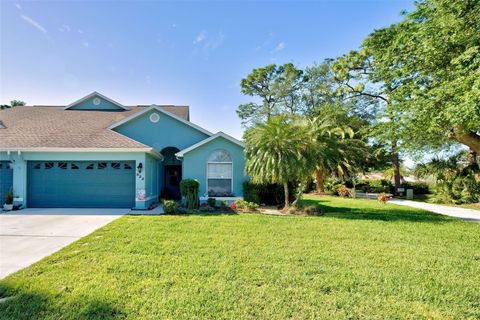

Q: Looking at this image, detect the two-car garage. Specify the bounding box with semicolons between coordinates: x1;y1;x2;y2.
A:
27;161;136;208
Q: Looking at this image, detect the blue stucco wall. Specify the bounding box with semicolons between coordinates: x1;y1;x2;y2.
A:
68;95;124;111
114;109;210;152
182;136;247;197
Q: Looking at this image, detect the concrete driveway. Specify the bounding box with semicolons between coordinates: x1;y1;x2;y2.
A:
390;199;480;223
0;208;128;279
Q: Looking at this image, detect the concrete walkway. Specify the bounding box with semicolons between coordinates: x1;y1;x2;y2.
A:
390;199;480;223
0;209;127;279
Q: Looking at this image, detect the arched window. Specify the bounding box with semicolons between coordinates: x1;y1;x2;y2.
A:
207;149;233;197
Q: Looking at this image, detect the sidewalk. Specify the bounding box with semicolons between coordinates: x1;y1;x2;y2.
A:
390;199;480;223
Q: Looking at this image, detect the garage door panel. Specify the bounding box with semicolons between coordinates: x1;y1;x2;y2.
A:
27;161;135;208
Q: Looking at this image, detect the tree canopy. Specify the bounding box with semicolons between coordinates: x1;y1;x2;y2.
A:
378;0;480;153
0;100;26;110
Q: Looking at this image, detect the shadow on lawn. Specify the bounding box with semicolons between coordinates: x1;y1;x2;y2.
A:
0;282;124;320
163;212;239;217
302;198;453;223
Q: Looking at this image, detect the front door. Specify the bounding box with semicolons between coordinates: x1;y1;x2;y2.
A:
164;165;182;200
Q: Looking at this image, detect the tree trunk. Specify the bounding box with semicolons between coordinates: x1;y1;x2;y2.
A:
283;182;289;209
315;168;325;193
451;130;480;154
468;148;478;165
291;182;305;208
392;150;401;193
386;99;401;194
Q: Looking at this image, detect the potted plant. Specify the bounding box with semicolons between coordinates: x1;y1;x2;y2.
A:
4;191;14;211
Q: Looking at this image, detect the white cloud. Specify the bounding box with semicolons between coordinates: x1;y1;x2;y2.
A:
15;3;21;10
271;41;285;53
192;30;225;56
81;41;89;47
20;14;47;34
59;24;71;32
204;32;224;51
193;30;207;44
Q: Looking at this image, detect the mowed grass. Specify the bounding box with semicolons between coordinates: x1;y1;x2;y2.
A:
1;196;479;319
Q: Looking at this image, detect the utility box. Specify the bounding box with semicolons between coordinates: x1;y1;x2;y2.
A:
406;189;414;200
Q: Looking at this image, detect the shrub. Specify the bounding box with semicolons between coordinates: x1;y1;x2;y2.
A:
324;178;345;195
199;205;215;213
234;199;259;211
242;181;261;204
228;202;237;210
4;191;13;205
431;174;480;204
355;179;392;193
243;181;297;206
207;197;216;207
234;199;246;208
377;193;390;204
177;207;192;215
337;186;350;197
220;200;228;208
402;181;431;195
245;201;259;210
180;179;199;210
163;200;177;214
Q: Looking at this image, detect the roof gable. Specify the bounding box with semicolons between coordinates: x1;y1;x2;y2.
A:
109;106;212;136
109;107;212;152
175;132;244;157
65;92;128;111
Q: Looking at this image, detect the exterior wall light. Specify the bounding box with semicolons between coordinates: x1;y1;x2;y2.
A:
137;162;143;174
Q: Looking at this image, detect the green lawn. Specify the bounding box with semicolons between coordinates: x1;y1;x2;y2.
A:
1;196;479;319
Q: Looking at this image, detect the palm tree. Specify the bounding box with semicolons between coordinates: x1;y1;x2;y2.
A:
308;116;367;193
413;151;479;204
244;114;359;208
244;115;311;209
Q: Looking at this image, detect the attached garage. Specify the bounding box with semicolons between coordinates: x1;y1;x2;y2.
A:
0;161;13;204
27;161;135;208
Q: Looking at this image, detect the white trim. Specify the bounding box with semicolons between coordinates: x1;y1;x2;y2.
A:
0;148;163;160
175;132;244;158
64;92;129;110
108;105;213;136
200;196;242;201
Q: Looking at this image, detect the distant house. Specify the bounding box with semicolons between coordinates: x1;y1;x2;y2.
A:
0;92;247;209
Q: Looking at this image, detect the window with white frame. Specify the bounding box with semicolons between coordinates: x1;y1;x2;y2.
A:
207;149;233;197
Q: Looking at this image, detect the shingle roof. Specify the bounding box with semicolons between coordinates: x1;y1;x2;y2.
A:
0;105;190;149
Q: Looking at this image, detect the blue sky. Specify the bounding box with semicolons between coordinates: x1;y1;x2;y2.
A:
1;0;414;139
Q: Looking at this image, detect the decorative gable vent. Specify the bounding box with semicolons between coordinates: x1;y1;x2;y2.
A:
149;113;160;123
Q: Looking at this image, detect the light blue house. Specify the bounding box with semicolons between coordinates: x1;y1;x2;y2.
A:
0;92;247;209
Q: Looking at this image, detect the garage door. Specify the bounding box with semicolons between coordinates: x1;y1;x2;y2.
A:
0;161;13;205
27;161;135;208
